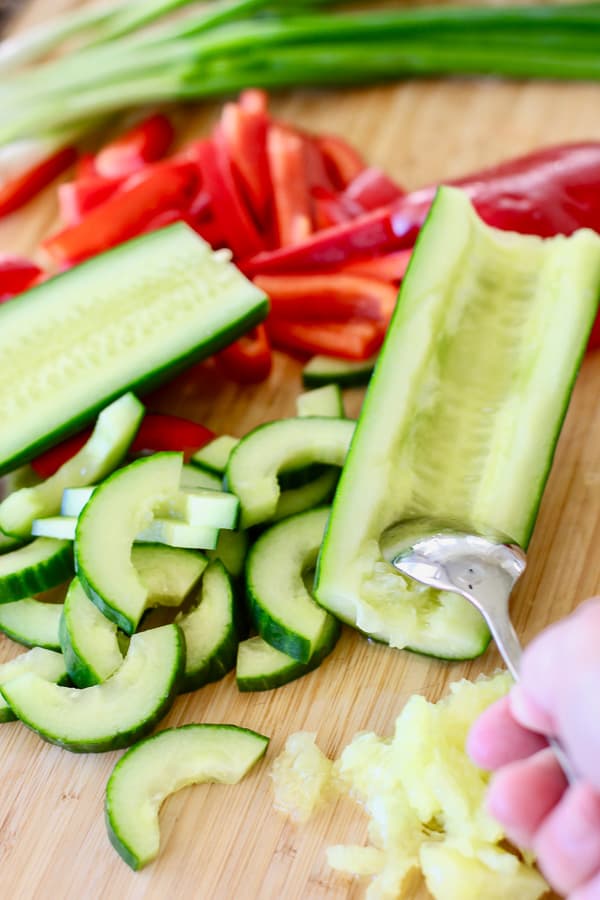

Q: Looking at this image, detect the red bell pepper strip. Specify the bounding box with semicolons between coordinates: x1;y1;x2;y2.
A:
317;135;366;190
42;159;198;264
0;146;77;218
220;100;271;227
95;113;174;179
267;318;383;361
75;153;98;180
239;88;269;116
31;413;215;478
188;135;264;260
0;256;43;299
192;217;227;249
58;175;123;225
341;249;412;282
267;125;313;248
255;273;397;324
216;324;272;383
311;186;363;230
343;167;404;211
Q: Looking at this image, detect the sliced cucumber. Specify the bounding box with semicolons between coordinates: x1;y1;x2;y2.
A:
191;435;239;476
296;385;344;418
75;453;184;633
32;517;77;540
207;529;249;579
60;487;95;518
302;354;376;388
59;578;122;688
176;560;238;692
0;538;73;603
0;648;68;723
236;615;339;692
1;624;184;752
272;468;339;523
0;393;144;539
0;533;24;555
181;463;222;492
0;597;62;650
132;545;207;609
105;723;269;870
136;518;219;550
0;224;267;476
316;186;600;658
245;507;340;663
227;418;354;528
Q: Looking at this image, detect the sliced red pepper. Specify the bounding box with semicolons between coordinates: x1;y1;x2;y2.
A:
239;89;269;116
43;159;198;264
58;175;123;225
188;135;264;260
220;100;271;227
267;124;313;247
0;255;43;299
311;186;363;230
343;167;404;211
317;135;366;190
31;413;215;478
139;208;190;235
341;249;412;282
267;318;383;361
95;113;174;179
255;273;397;324
0;146;77;218
75;153;98;180
216;324;272;383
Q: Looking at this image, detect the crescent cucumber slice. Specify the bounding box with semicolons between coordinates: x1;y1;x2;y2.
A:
191;435;239;476
0;533;24;555
207;530;248;579
180;463;222;492
1;624;184;752
0;598;63;650
245;507;340;664
227;418;354;528
316;186;600;657
105;724;269;870
0;538;73;603
295;385;344;418
34;513;219;550
302;354;376;388
0;648;68;723
0;393;144;538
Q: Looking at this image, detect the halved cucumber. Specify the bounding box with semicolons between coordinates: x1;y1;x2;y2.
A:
0;224;267;476
0;648;68;723
176;560;238;693
227;418;354;528
1;624;184;752
105;724;269;870
0;393;144;539
245;507;340;663
0;597;62;650
0;538;73;603
302;354;376;388
191;435;240;476
296;385;344;418
316;186;600;658
236;615;339;692
75;453;184;633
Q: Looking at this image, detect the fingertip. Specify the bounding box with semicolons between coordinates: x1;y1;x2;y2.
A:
509;684;555;734
467;695;547;771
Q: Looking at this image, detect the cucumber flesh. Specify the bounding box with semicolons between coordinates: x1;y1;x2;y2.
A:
0;538;73;603
272;468;339;523
316;186;600;658
0;393;144;539
105;724;269;870
0;224;267;475
0;597;62;650
296;385;344;418
246;507;340;663
180;464;222;492
207;529;248;579
32;517;77;540
1;624;184;752
34;512;219;550
176;560;238;693
0;533;24;555
59;578;122;688
132;544;207;609
227;418;355;528
302;354;376;388
0;648;68;723
191;435;239;476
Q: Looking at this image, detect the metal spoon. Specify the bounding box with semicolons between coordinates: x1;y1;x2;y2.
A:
380;518;576;783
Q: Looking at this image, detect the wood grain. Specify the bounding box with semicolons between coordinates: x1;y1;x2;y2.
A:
1;2;599;898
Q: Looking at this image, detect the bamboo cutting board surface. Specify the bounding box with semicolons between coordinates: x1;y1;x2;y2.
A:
1;3;600;898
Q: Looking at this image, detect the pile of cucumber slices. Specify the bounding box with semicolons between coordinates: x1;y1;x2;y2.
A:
0;382;350;868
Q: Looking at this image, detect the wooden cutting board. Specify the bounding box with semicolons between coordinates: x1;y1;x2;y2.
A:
1;3;599;898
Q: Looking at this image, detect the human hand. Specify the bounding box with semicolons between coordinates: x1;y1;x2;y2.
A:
467;598;600;899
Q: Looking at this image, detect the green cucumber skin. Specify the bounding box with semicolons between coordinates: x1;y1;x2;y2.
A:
236;617;340;692
302;361;375;389
58;610;101;688
0;542;73;604
0;602;62;651
1;626;186;753
74;567;133;636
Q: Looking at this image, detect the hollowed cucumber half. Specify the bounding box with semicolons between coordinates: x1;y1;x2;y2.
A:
105;723;269;870
0;538;73;603
227;418;354;528
75;453;185;634
316;186;600;658
0;393;144;539
0;648;68;723
245;507;340;664
176;560;238;693
0;597;63;650
1;623;184;752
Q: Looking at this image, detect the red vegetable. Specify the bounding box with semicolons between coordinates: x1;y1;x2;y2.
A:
341;249;412;282
0;256;43;300
0;146;77;218
267;318;383;360
95;113;174;179
255;273;397;323
58;175;123;225
31;413;215;478
43;159;198;264
220;98;271;227
343;167;404;211
216;324;272;383
317;134;366;189
267;125;313;247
